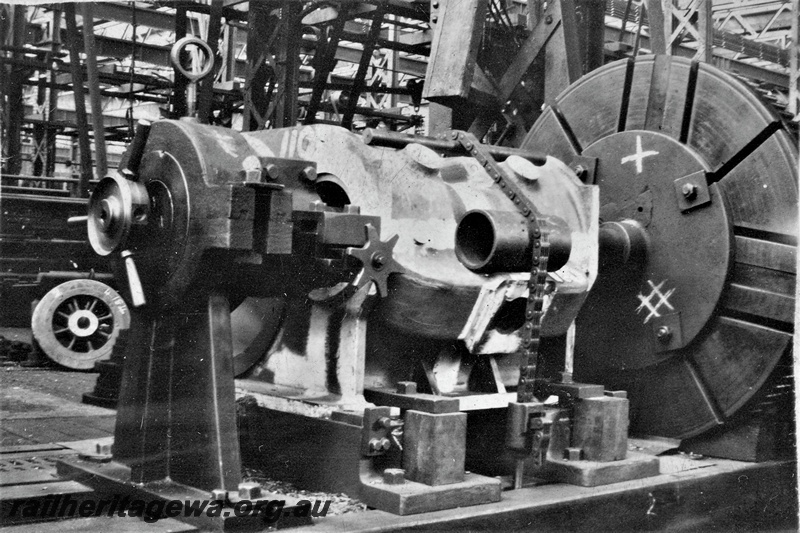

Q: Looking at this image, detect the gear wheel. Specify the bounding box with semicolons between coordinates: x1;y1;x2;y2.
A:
346;223;405;298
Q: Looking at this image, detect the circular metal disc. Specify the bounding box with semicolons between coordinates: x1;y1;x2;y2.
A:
524;55;796;438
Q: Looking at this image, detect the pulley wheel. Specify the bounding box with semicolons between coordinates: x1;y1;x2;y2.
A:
525;55;796;438
32;280;130;370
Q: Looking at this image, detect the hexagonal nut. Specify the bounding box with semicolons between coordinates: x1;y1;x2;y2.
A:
210;489;228;502
240;168;262;183
95;441;113;455
238;481;262;500
396;381;417;394
383;468;406;485
564;447;583;461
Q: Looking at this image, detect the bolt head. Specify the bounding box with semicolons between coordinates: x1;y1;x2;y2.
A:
682;183;698;199
368;438;387;453
301;165;317;181
238;482;262;500
656;326;672;341
371;253;386;270
564;447;583;461
95;442;113;455
240;168;261;183
383;468;406;485
210;489;228;502
545;14;554;23
264;163;280;181
396;381;417;394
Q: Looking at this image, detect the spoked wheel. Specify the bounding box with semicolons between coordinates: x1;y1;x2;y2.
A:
525;55;796;438
32;279;130;370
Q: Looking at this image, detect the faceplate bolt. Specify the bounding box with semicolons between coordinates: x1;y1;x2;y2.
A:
545;15;554;24
657;326;672;342
431;15;438;23
682;183;698;200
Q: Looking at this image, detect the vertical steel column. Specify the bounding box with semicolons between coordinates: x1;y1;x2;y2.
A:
64;4;92;197
790;0;799;116
695;0;713;62
278;1;301;128
581;0;607;72
242;1;274;131
81;3;107;179
46;7;62;177
4;5;27;175
223;24;236;83
197;0;223;124
305;8;349;124
386;15;399;110
662;0;676;54
33;70;47;176
642;0;668;54
341;5;386;129
173;6;188;117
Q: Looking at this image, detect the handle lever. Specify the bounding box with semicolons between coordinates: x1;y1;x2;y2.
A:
121;250;146;307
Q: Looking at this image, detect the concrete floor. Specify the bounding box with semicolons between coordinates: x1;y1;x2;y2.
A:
0;327;115;446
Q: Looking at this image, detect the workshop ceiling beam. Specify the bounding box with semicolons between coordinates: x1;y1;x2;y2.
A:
605;25;789;88
89;33;428;78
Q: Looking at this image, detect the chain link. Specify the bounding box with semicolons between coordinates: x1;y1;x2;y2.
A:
452;131;550;403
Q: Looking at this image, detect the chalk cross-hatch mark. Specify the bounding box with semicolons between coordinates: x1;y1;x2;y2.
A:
621;135;659;174
636;280;675;323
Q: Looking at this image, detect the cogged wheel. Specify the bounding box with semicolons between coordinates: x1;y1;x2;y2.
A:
32;279;131;370
525;55;796;438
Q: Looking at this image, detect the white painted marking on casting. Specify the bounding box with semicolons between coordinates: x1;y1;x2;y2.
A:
621;135;659;174
636;279;675;323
